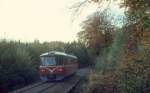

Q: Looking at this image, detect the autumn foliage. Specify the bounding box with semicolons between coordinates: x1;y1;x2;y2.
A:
75;0;150;93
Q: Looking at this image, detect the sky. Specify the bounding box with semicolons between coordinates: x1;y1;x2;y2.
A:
0;0;124;42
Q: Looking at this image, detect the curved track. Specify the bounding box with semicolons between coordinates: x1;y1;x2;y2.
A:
10;68;90;93
10;82;56;93
21;83;56;93
12;81;44;93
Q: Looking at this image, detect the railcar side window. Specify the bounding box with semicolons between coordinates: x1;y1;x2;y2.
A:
41;57;56;66
56;56;64;65
62;56;69;65
66;57;76;65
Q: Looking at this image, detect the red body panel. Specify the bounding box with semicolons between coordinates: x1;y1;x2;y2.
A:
39;63;78;81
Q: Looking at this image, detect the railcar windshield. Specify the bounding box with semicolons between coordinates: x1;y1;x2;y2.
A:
41;57;56;66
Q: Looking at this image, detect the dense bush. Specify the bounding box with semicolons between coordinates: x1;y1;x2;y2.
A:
65;42;92;67
0;41;38;92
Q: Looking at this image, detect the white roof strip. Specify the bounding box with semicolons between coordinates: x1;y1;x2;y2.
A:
40;51;77;59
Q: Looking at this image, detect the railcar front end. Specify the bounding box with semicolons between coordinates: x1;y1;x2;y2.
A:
39;51;78;81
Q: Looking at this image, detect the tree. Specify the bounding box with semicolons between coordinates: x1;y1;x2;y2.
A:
78;11;113;56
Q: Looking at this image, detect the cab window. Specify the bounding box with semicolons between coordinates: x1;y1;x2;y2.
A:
41;56;56;66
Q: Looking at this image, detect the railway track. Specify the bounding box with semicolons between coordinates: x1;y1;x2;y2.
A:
11;82;56;93
10;68;90;93
11;81;45;93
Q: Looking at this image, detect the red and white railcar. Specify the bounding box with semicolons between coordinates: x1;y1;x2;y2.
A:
39;51;78;81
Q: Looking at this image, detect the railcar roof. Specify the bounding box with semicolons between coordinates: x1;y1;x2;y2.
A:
40;51;77;59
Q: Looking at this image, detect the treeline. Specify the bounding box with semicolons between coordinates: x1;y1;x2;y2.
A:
0;40;91;92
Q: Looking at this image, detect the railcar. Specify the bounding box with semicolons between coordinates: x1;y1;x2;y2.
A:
39;51;78;81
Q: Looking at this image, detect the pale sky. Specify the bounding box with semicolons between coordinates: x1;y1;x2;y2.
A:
0;0;124;42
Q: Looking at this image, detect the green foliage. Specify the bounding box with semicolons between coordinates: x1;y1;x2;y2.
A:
0;41;38;92
65;41;92;67
95;29;127;72
0;40;90;92
85;71;117;93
